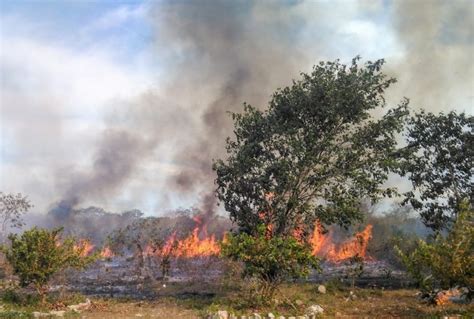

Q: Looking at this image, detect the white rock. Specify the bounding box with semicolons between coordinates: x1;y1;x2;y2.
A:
306;304;324;315
253;314;262;319
216;310;229;319
268;313;275;319
317;285;326;294
50;310;66;317
68;298;91;313
32;312;50;318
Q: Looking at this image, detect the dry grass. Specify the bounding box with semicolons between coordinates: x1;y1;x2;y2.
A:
1;282;472;318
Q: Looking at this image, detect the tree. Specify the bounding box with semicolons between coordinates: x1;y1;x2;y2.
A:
0;192;32;234
3;227;95;303
221;225;319;302
213;57;408;237
396;110;473;231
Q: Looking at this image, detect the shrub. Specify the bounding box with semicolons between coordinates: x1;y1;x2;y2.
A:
3;227;96;303
221;225;320;301
396;202;473;295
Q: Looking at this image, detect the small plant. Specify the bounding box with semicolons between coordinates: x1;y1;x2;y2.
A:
344;255;365;289
221;225;320;302
3;227;96;303
396;201;473;298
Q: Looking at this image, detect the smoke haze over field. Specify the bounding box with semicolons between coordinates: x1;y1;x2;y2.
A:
0;0;472;217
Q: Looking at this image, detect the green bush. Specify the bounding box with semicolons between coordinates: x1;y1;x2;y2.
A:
221;225;320;301
3;227;96;303
396;202;473;294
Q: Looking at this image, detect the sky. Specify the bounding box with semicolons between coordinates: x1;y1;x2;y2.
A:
0;0;472;216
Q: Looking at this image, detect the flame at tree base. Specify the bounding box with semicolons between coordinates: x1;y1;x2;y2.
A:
310;222;373;263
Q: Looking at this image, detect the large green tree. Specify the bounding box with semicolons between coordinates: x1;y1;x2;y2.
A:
213;57;409;237
397;110;473;231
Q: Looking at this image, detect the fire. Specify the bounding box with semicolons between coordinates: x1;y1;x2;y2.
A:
310;221;331;255
74;239;95;257
174;227;220;257
100;246;114;258
144;216;221;258
310;222;373;263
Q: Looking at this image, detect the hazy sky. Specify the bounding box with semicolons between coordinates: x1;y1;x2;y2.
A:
1;0;472;216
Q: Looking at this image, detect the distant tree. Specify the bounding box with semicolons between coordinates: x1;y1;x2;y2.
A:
0;192;32;233
3;227;95;303
213;57;409;237
397;110;473;231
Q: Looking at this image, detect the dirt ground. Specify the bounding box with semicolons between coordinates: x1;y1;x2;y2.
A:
1;283;472;318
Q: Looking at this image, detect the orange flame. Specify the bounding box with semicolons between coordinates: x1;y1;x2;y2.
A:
100;246;114;258
435;288;462;305
143;217;221;258
74;239;95;257
310;222;373;263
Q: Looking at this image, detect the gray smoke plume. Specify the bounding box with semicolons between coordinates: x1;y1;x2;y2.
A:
50;128;153;221
48;0;472;220
387;0;473;112
150;1;310;199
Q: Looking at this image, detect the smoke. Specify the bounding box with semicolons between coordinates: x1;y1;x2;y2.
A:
150;1;310;196
50;129;152;221
46;0;472;220
387;0;473;112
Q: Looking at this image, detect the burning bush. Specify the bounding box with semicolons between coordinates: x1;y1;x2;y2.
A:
2;227;96;303
221;225;320;302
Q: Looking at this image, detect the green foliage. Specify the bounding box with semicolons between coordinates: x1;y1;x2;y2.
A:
396;202;474;293
397;110;473;231
213;57;409;237
3;227;96;302
221;225;320;300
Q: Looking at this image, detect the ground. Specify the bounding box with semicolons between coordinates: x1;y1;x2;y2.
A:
0;282;472;318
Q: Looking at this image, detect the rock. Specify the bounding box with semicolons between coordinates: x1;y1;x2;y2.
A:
50;310;66;317
306;305;324;315
317;285;326;294
297;316;307;319
230;315;238;319
277;316;286;319
216;310;229;319
349;291;357;300
295;299;304;306
135;314;144;318
68;298;91;313
268;313;275;319
253;314;262;319
32;312;50;318
288;317;296;319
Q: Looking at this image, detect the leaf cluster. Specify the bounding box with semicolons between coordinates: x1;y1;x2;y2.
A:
396;201;474;293
396;110;473;231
